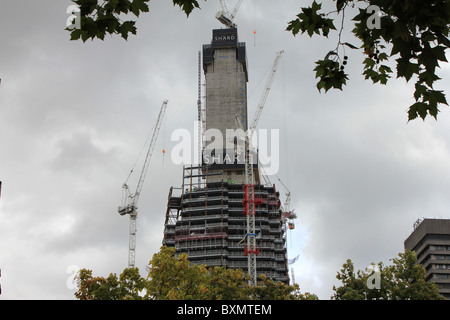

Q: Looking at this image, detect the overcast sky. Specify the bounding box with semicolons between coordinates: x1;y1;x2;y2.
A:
1;0;450;300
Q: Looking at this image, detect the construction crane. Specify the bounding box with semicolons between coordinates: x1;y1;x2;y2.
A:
288;254;299;286
234;50;284;287
249;50;284;134
216;0;243;28
261;169;298;286
260;168;297;229
243;50;284;181
118;100;168;268
276;176;296;229
279;178;298;286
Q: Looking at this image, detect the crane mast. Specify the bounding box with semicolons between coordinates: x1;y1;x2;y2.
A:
118;100;168;268
236;50;284;286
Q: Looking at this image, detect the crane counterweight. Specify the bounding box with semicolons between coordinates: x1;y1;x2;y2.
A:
216;0;243;28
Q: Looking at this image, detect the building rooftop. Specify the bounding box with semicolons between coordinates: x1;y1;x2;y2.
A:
404;218;450;252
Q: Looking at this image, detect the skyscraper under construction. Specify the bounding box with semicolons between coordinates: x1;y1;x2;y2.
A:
162;28;292;284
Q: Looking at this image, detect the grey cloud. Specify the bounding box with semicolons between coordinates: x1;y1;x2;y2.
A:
1;0;450;300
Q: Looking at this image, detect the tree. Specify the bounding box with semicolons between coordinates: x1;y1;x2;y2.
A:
386;250;444;300
67;0;450;121
199;264;251;300
74;267;146;300
332;250;444;300
74;245;316;300
254;274;318;300
145;246;315;300
145;246;212;300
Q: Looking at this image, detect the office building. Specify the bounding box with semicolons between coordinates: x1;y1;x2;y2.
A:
404;218;450;299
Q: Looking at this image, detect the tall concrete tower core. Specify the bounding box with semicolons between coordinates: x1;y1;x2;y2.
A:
202;28;256;185
203;28;248;136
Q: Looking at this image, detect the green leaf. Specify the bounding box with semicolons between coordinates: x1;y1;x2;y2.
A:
116;0;132;14
378;52;388;61
379;65;392;75
343;42;358;49
172;0;201;16
396;58;419;82
431;45;447;62
324;51;338;60
419;71;440;87
363;57;376;69
76;0;99;16
314;65;325;78
408;102;428;120
428;89;448;106
286;1;335;38
336;0;346;12
316;80;326;91
131;0;149;17
437;35;450;48
414;83;427;101
104;0;119;11
119;20;137;40
69;28;82;41
286;19;302;36
81;29;91;42
314;58;348;93
311;0;321;12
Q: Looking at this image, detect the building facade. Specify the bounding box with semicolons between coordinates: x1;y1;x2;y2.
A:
404;218;450;299
162;28;290;284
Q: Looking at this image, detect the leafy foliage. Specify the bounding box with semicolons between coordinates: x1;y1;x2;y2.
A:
74;247;443;300
146;246;316;300
314;56;349;92
286;0;450;121
286;1;336;37
67;0;146;41
332;250;444;300
74;246;317;300
146;246;212;300
66;0;203;41
74;267;146;300
172;0;202;16
386;250;444;300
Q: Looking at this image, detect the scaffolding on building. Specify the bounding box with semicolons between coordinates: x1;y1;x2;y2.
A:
162;164;289;283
